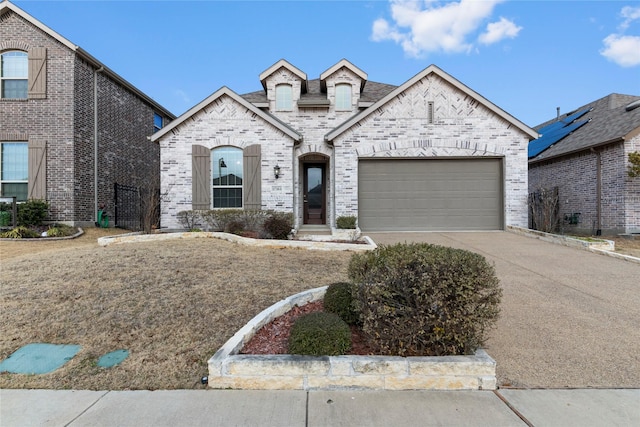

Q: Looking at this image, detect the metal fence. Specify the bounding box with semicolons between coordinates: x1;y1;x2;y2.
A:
114;183;142;231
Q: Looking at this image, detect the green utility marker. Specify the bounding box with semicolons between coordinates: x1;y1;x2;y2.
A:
0;343;81;374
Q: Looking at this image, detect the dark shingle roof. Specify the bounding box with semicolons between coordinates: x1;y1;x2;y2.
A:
529;93;640;162
240;79;397;105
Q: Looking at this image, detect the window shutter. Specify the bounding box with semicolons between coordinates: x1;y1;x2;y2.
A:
192;145;211;210
28;139;46;200
28;47;47;99
243;144;262;210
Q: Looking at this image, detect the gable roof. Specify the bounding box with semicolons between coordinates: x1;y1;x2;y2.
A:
529;93;640;163
150;86;303;142
259;59;308;93
320;59;368;92
0;0;175;119
324;64;537;143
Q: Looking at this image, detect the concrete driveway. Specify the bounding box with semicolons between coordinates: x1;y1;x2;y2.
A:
366;231;640;388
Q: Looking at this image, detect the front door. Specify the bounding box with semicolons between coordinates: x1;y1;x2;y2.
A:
303;164;325;225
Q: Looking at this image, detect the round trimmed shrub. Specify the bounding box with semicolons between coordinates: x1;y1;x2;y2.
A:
262;213;293;240
323;282;360;325
348;243;502;357
288;312;352;356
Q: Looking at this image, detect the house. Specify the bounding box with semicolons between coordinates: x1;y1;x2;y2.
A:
0;0;174;227
153;59;537;232
528;93;640;235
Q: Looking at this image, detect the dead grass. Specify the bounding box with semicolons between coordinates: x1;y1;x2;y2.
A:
609;236;640;258
0;234;350;390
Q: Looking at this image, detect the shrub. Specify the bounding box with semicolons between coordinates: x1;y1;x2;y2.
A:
348;243;501;357
288;312;352;356
262;212;293;239
0;226;40;238
177;210;201;230
225;220;245;235
45;224;76;237
323;282;360;325
336;215;357;229
17;199;49;226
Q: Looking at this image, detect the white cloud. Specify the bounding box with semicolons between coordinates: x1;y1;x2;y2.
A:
600;34;640;67
479;17;522;45
371;0;517;57
619;5;640;30
174;89;191;105
600;6;640;67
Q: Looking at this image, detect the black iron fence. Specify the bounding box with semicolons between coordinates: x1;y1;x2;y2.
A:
114;183;142;231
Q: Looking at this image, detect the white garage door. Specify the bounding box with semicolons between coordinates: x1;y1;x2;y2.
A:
358;158;503;231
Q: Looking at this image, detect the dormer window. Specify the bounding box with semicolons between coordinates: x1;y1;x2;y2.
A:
1;51;28;99
335;84;352;111
275;84;292;111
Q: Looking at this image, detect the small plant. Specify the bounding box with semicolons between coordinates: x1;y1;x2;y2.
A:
348;243;501;357
177;210;201;230
262;212;293;240
288;312;352;356
336;215;357;229
225;220;245;235
0;226;40;238
45;224;76;238
628;151;640;178
17;199;49;227
323;282;360;325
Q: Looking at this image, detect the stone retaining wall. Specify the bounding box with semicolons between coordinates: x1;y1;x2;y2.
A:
208;287;497;391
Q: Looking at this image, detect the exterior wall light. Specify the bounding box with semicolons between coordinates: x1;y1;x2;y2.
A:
274;164;281;179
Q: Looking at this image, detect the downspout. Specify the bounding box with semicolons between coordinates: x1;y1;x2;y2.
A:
592;148;602;235
94;66;104;222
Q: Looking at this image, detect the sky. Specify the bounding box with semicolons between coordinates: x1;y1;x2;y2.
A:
10;0;640;126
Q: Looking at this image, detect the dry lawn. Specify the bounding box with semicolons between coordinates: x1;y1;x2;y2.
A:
0;231;350;390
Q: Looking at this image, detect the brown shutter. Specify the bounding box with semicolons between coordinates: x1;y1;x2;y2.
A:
243;144;261;210
192;145;211;210
28;139;46;200
28;47;47;99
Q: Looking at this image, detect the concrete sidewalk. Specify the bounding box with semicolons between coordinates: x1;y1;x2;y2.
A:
1;388;639;426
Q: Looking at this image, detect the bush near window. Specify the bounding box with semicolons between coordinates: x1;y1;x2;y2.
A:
348;243;502;357
323;282;360;325
336;215;357;229
17;199;49;226
177;210;201;230
262;212;293;239
288;312;352;356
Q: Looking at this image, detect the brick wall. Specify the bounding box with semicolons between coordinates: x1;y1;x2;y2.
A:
528;141;635;235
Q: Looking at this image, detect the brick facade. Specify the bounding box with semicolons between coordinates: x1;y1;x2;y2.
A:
157;61;533;231
0;4;172;226
529;135;640;235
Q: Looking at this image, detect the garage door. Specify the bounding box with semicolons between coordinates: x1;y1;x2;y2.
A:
358;158;503;231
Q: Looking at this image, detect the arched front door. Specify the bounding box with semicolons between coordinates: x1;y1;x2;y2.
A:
303;163;326;225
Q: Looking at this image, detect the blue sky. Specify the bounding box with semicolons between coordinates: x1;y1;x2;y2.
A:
11;0;640;126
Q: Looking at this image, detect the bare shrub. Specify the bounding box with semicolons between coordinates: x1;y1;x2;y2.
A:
529;187;560;233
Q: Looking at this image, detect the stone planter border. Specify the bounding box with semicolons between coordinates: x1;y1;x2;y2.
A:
208;287;496;391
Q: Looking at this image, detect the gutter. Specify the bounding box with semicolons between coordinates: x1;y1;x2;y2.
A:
94;66;104;223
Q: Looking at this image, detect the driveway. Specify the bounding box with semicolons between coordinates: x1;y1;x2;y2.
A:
366;231;640;388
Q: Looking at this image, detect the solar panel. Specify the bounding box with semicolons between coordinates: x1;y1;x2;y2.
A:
529;108;591;158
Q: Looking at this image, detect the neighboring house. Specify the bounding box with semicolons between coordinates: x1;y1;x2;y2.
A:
153;59;537;232
0;0;174;227
528;93;640;235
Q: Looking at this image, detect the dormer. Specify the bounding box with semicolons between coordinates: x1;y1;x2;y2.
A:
259;59;307;113
320;59;368;112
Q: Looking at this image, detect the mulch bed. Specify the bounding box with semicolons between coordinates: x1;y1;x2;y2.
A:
240;301;376;355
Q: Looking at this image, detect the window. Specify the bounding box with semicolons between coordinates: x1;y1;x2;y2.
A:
335;84;352;111
1;51;28;99
154;113;163;132
0;142;28;201
275;84;292;111
212;146;243;208
427;101;434;124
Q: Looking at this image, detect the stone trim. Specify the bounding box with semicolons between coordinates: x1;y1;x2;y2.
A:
0;40;30;52
208;287;497;391
0;132;29;141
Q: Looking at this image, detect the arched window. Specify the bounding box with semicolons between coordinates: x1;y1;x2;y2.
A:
335;84;352;111
275;84;292;111
1;51;28;99
211;146;243;208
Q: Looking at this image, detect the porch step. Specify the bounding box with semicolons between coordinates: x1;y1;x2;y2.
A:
297;225;331;236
